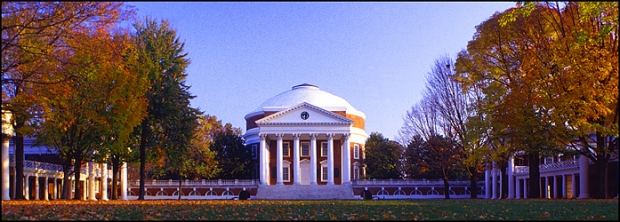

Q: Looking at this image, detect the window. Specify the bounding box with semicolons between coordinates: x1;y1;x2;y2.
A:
283;166;290;182
283;142;290;157
394;190;406;196
189;190;200;196
354;144;360;159
301;142;310;157
321;166;328;181
205;190;217;196
411;190;422;195
156;191;168;196
377;190;389;196
251;144;257;160
353;166;359;181
222;190;234;196
321;142;328;157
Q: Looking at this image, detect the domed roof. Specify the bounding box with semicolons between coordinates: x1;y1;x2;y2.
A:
247;83;365;119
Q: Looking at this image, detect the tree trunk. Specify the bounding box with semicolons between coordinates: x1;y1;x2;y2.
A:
61;166;71;199
527;152;541;198
111;157;120;200
469;167;478;199
73;155;82;200
594;158;608;199
138;120;148;200
500;162;508;199
13;133;25;200
178;177;183;200
442;168;450;199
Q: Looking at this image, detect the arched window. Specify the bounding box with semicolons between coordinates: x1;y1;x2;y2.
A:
377;190;389;196
156;191;168;196
189;190;200;196
394;190;406;196
427;190;439;195
410;190;422;196
460;190;471;195
205;190;217;196
173;191;184;196
222;190;234;196
127;191;135;196
449;190;456;195
145;191;152;196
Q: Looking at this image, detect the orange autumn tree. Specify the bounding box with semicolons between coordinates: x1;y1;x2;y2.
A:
501;2;618;198
456;2;618;198
35;27;148;200
2;2;135;200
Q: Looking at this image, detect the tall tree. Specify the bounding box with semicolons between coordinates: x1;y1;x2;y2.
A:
131;17;194;200
363;132;403;179
502;1;618;199
457;2;618;198
35;28;148;200
421;55;487;198
2;1;134;200
210;124;251;179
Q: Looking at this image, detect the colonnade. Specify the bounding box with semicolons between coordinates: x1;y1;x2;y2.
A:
484;155;591;199
258;133;351;186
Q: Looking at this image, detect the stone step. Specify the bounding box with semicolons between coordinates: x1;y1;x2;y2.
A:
255;184;356;200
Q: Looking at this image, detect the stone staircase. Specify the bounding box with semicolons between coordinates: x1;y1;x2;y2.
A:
254;184;356;200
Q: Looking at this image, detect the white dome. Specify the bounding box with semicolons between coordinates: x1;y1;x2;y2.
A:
247;83;365;119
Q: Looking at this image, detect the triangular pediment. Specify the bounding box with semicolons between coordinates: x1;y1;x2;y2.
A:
256;102;353;126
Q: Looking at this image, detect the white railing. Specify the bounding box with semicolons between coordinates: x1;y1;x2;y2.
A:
514;159;579;174
130;179;258;187
24;160;64;172
352;179;482;186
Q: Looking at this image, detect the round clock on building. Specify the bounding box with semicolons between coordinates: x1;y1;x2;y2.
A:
300;111;309;120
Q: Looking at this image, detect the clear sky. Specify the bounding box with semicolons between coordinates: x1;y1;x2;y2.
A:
125;2;517;141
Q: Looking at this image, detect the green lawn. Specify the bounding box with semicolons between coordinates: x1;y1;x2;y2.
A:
2;199;618;220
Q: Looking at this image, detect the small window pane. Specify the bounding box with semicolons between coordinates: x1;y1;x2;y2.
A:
301;143;310;156
321;142;328;157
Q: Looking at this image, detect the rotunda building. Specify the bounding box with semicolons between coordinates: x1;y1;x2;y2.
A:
244;83;368;198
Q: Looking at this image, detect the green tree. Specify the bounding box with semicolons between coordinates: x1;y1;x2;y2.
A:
363;132;403;179
210;124;251;179
131;17;196;200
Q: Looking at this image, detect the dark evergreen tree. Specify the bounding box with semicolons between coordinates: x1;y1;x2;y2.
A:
363;132;403;179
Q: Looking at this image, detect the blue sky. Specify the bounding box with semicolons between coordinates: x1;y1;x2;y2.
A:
125;2;517;141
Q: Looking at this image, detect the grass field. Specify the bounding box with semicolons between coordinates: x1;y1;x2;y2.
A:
2;199;618;220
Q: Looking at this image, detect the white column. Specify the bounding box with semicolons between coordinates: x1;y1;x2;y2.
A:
1;134;10;200
578;154;590;198
101;162;108;200
572;173;577;199
34;174;39;200
327;133;334;185
53;178;58;200
484;164;490;199
42;177;48;200
516;178;521;199
523;178;528;199
120;162;128;200
562;175;567;199
342;134;350;184
293;134;301;185
552;176;557;199
508;156;514;198
24;175;29;200
543;177;548;198
276;134;283;185
491;162;498;199
310;134;317;185
259;134;268;185
88;161;97;200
